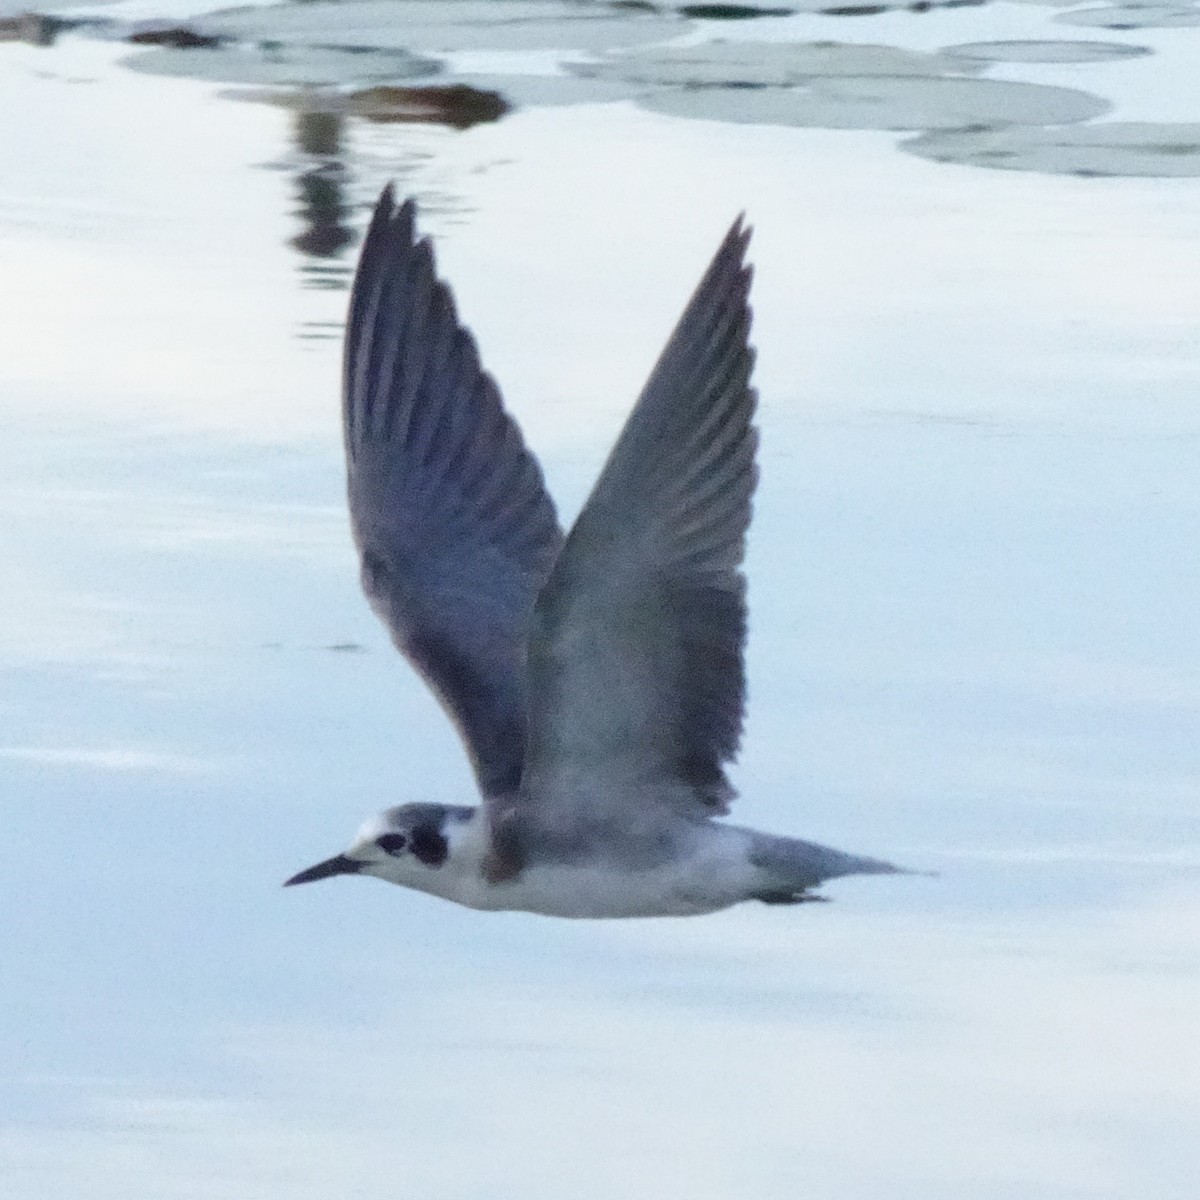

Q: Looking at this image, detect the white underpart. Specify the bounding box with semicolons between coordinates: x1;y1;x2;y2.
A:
357;811;764;919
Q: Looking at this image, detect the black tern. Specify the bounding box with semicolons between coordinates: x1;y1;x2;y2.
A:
286;186;903;916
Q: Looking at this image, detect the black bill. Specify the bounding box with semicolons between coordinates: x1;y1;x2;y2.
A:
284;854;364;887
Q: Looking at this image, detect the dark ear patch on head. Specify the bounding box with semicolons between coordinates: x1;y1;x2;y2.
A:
376;833;408;856
410;825;448;868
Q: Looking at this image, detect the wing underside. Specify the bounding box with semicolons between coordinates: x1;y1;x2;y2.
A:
511;216;758;852
343;188;564;799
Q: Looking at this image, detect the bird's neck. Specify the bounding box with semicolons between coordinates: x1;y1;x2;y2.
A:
444;805;489;862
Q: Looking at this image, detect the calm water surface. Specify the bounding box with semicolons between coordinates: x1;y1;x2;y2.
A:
2;10;1199;1199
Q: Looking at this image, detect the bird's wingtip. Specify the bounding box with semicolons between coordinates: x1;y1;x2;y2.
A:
730;210;752;252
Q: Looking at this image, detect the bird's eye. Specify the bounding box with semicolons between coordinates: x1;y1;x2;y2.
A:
376;834;408;856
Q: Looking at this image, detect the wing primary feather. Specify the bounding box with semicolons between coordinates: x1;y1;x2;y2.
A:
517;214;760;841
342;188;564;800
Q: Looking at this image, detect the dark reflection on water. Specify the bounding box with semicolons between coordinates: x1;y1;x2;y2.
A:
294;108;343;160
292;168;356;260
296;261;352;306
289;111;356;265
0;11;66;45
283;101;493;297
678;3;794;16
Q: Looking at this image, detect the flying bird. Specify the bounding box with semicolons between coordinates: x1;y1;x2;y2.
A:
286;186;903;917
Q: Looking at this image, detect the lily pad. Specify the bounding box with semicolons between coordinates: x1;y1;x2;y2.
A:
1054;3;1200;28
573;39;983;86
0;0;109;13
943;38;1152;63
904;121;1200;176
199;0;685;54
122;42;441;86
749;0;975;10
791;0;988;12
642;74;1110;131
450;71;644;108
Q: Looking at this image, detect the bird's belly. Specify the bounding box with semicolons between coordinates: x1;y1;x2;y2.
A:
458;856;749;919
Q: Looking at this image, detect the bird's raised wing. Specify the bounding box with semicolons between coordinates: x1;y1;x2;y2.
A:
344;187;563;799
502;217;756;860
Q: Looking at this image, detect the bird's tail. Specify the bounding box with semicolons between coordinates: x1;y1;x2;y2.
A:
746;831;905;904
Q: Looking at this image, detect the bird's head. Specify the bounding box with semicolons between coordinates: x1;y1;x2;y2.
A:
284;802;471;888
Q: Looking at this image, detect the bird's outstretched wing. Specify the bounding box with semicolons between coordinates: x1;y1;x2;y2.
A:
500;217;757;864
344;187;564;799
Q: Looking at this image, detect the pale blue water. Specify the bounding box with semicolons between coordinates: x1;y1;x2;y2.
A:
2;16;1199;1200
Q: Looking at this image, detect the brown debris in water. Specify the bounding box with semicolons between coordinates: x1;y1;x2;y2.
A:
127;26;225;49
347;83;510;129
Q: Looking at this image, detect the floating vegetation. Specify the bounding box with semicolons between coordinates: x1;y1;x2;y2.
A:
655;0;995;8
82;0;1181;182
1054;3;1200;28
642;73;1109;131
795;0;987;13
572;39;984;86
943;38;1152;63
196;0;684;54
571;36;1113;134
904;120;1200;175
122;42;441;87
447;71;644;108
